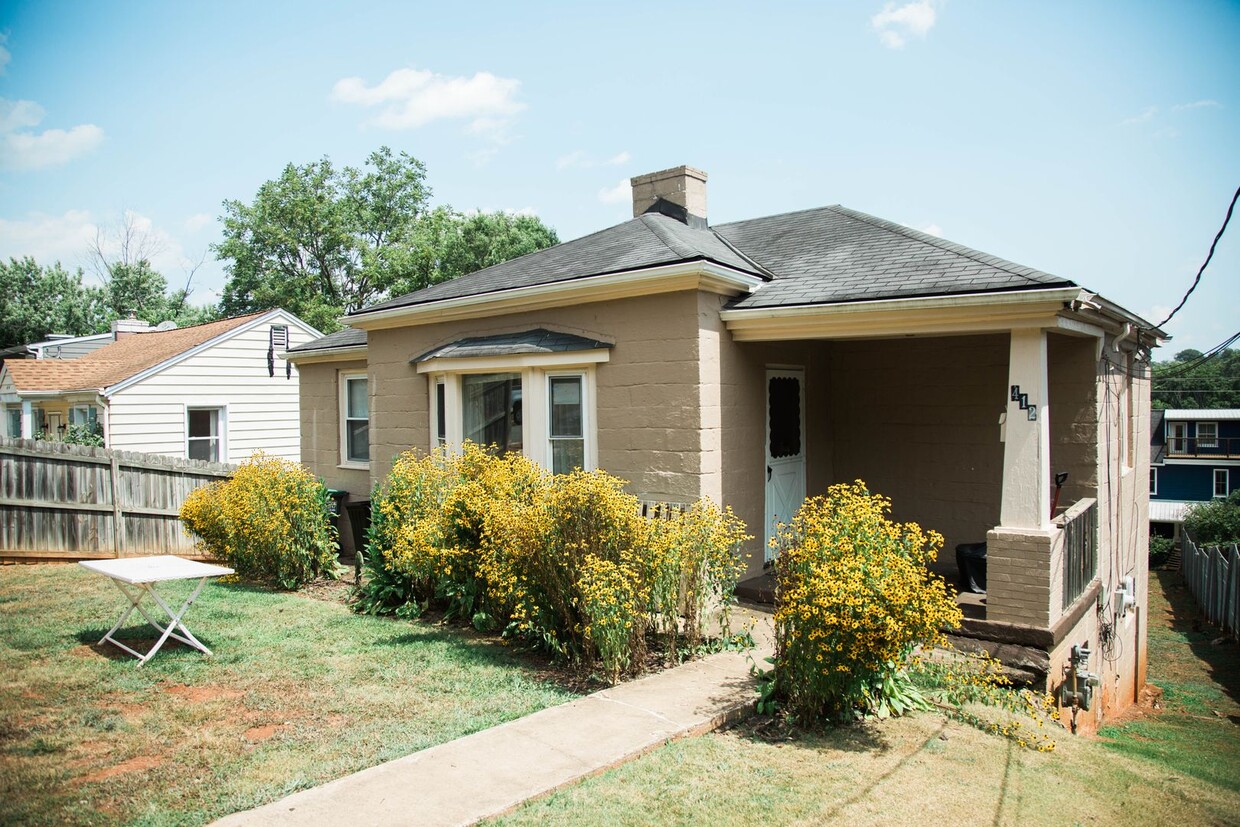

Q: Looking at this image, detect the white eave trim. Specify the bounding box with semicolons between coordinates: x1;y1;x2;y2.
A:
720;287;1086;341
344;261;766;330
416;348;611;374
285;344;369;364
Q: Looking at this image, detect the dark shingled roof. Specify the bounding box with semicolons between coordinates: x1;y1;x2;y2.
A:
717;206;1074;310
413;329;612;363
356;213;764;315
287;326;367;354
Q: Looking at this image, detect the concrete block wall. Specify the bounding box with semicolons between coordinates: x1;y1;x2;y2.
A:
985;527;1056;627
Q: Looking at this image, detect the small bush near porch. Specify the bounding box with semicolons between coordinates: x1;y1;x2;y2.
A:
358;443;751;682
0;564;575;827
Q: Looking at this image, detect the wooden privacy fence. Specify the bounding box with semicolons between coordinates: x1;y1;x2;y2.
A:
0;437;235;561
1181;532;1240;641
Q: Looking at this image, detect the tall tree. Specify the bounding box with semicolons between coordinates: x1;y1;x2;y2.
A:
1152;348;1240;409
0;257;110;348
215;148;559;331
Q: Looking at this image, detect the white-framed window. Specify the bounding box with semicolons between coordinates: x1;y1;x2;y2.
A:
421;357;601;473
68;404;98;429
187;407;224;462
1215;468;1230;498
434;378;447;448
1198;422;1218;449
5;408;21;438
340;373;369;466
1149;467;1158;496
548;373;586;474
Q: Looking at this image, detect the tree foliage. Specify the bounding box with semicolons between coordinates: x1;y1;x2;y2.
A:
1152;348;1240;410
215;147;559;332
0;257;110;348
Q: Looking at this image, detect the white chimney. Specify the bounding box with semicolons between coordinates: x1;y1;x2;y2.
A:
112;312;152;340
630;165;708;228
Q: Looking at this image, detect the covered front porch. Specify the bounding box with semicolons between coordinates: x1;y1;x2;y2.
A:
719;304;1116;669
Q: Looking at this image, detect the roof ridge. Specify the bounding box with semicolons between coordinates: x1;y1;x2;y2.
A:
824;206;1072;288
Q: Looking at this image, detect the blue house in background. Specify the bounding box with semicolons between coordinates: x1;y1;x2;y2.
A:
1150;409;1240;535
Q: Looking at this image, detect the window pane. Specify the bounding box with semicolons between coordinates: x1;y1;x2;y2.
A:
188;437;218;462
347;421;369;463
550;377;583;438
463;373;522;452
768;376;801;458
552;439;585;475
7;410;20;438
347;378;368;418
188;409;217;438
435;381;446;444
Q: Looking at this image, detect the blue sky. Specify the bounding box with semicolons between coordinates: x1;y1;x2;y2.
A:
1;1;1236;354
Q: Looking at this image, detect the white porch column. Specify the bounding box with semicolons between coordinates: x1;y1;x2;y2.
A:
999;329;1050;529
20;399;33;439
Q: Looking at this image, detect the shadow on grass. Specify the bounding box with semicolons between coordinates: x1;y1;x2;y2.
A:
71;627;220;662
1153;569;1240;705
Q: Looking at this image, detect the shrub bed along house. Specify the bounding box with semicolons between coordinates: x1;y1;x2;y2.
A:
356;443;750;681
180;452;339;589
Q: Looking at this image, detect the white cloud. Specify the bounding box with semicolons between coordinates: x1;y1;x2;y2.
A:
0;97;104;171
598;179;631;205
1172;99;1220;112
920;223;943;237
183;213;213;233
1120;106;1158;126
872;1;938;49
557;150;631;171
331;67;525;132
0;209;192;281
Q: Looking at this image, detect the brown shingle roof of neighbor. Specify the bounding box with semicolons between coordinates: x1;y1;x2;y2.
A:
4;312;268;394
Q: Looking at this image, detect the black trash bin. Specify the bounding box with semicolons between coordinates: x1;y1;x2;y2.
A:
345;501;372;577
955;542;987;594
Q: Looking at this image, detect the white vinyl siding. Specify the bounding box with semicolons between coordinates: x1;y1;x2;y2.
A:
104;312;317;463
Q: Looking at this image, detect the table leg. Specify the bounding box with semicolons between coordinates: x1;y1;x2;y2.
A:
100;577;215;666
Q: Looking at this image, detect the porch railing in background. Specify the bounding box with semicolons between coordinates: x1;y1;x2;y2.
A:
1182;533;1240;641
1060;498;1098;611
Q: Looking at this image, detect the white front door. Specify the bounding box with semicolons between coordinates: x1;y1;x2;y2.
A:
1168;421;1187;454
765;368;806;561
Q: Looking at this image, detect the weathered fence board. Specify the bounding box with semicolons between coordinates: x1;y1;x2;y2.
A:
0;437;234;561
1182;533;1240;641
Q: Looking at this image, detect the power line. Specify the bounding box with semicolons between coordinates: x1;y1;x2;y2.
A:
1155;330;1240;378
1156;185;1240;329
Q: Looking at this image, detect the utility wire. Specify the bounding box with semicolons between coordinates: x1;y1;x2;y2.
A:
1155;329;1240;378
1156;185;1240;329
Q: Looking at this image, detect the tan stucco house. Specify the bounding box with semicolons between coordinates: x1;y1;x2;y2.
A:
1;309;320;463
288;166;1165;729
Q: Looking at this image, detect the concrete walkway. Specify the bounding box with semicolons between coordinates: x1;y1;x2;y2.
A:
213;608;773;827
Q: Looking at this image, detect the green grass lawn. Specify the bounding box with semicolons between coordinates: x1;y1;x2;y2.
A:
494;570;1240;827
0;563;577;827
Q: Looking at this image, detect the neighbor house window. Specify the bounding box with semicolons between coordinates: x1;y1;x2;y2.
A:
341;373;369;465
68;404;98;430
462;373;522;453
6;409;21;438
1215;469;1230;498
548;374;585;474
1198;422;1218;449
1149;467;1158;496
187;407;223;462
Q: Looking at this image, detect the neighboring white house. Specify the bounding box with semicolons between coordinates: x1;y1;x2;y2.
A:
0;309;320;463
0;331;116;364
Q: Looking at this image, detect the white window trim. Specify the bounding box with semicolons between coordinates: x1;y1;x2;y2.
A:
545;370;594;474
339;371;370;469
425;356;599;473
1198;422;1219;448
185;404;227;463
1214;468;1229;498
1149;466;1158;496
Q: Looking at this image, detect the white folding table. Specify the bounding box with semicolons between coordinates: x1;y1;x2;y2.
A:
79;555;235;666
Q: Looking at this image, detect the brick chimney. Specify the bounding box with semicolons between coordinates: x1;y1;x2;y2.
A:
630;165;708;229
112;312;151;340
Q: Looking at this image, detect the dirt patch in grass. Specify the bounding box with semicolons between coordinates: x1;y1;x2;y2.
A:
242;723;287;742
77;755;163;785
163;683;244;703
